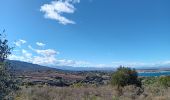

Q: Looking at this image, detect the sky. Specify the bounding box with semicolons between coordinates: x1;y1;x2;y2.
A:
0;0;170;68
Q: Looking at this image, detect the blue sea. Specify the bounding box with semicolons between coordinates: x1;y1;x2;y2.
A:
138;71;170;77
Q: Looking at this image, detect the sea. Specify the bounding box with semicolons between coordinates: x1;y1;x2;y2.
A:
138;71;170;77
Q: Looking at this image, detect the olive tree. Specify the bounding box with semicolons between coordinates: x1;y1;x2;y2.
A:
0;30;18;99
111;66;141;89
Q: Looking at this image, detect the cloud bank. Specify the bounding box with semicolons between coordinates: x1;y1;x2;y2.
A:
9;41;89;67
9;39;170;68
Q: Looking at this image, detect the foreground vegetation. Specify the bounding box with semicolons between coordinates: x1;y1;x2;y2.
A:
14;78;170;100
13;67;170;100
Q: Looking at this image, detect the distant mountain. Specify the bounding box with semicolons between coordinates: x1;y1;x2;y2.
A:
7;60;115;72
54;66;115;71
8;60;57;72
7;60;170;72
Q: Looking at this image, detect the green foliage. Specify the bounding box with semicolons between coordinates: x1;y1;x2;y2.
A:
142;76;170;87
0;63;18;99
111;66;141;88
0;30;13;62
158;76;170;87
0;30;18;99
141;77;158;87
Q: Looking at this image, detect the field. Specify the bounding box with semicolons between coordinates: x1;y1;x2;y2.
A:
12;69;170;100
14;84;170;100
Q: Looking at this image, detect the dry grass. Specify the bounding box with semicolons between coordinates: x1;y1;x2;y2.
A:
14;85;170;100
15;85;117;100
142;86;170;100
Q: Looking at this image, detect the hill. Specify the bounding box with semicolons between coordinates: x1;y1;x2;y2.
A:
7;60;111;86
8;60;57;72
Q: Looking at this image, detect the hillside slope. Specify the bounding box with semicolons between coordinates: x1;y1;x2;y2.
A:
8;60;57;72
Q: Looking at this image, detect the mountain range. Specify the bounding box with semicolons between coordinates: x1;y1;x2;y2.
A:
7;60;170;72
8;60;115;72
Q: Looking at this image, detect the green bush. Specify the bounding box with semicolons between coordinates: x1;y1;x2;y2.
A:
142;77;158;86
0;63;18;99
111;66;141;88
158;76;170;87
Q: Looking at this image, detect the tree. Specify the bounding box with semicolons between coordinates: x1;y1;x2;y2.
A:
0;30;18;99
111;66;141;89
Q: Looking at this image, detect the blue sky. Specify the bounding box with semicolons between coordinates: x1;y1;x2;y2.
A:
0;0;170;68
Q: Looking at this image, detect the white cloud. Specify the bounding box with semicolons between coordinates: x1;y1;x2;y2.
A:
9;47;59;66
9;44;90;67
9;55;25;61
40;0;80;25
36;49;59;56
56;59;75;66
32;56;57;66
29;45;59;57
11;42;90;67
14;39;26;47
28;45;33;50
27;45;59;65
36;42;46;47
22;49;32;58
9;49;32;62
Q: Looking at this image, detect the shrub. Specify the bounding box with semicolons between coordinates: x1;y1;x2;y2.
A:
141;77;158;86
0;63;19;99
158;76;170;87
111;66;141;89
